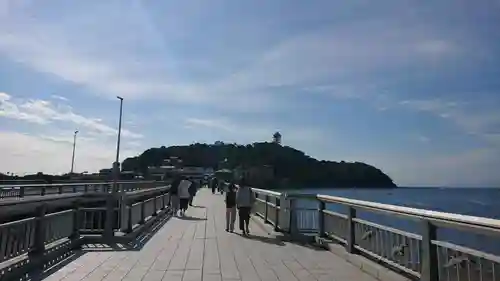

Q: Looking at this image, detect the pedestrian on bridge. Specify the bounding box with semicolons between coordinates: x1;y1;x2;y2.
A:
178;177;192;216
169;176;181;215
236;179;255;235
225;182;237;232
188;179;199;206
211;177;217;194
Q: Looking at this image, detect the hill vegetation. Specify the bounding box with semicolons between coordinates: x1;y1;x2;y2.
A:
122;142;396;188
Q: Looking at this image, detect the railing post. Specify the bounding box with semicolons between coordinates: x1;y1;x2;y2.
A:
126;204;133;233
161;194;166;210
120;197;129;233
421;220;439;281
152;196;158;216
41;185;46;196
72;185;77;193
70;200;81;241
84;184;89;193
318;200;326;237
274;197;280;231
119;194;127;232
27;204;47;275
278;193;290;232
264;195;269;223
104;194;115;240
58;186;63;194
30;204;47;256
346;206;357;254
289;198;298;236
140;201;145;224
19;186;25;198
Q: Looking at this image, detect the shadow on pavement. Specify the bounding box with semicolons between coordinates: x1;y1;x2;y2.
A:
236;232;286;246
189;205;206;208
176;215;207;221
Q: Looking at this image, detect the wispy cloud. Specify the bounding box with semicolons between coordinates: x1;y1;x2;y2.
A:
0;92;142;139
400;98;500;146
184;118;234;132
50;95;68;101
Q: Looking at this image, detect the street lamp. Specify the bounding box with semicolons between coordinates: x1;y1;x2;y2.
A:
106;96;124;239
70;130;79;174
113;96;124;192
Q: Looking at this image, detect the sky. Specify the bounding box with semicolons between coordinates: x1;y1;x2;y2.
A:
0;0;499;187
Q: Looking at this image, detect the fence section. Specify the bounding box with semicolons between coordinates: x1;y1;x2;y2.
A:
251;188;500;281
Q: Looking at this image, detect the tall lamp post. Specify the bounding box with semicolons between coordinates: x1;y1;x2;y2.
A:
106;96;123;239
70;130;79;174
114;96;124;193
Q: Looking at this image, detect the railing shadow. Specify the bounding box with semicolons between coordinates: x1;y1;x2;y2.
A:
25;249;86;281
82;211;173;252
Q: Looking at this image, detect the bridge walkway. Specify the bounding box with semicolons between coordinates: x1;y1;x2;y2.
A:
42;189;379;281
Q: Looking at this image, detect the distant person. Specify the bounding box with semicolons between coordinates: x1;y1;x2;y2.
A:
188;179;199;206
225;182;237;232
169;176;181;215
211;177;217;194
236;179;255;235
220;180;226;195
178;177;192;216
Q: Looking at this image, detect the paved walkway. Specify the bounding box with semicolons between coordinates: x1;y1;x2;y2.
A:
42;189;379;281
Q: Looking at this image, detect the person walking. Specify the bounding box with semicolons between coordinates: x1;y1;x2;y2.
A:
178;177;192;216
188;179;199;206
225;183;237;232
236;179;255;235
169;176;181;215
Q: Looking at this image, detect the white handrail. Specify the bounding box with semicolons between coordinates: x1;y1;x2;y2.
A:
317;194;500;230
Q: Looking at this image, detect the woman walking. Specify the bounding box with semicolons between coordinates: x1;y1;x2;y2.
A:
178;177;192;216
236;179;255;235
225;183;237;232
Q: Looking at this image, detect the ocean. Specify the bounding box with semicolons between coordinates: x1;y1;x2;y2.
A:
288;187;500;255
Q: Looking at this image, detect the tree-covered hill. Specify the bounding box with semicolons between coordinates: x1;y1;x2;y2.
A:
122;142;397;188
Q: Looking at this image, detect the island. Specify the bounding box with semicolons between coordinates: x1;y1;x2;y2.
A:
122;142;397;188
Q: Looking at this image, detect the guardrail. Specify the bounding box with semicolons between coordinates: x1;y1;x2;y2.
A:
0;181;172;280
0;181;162;199
251;188;500;281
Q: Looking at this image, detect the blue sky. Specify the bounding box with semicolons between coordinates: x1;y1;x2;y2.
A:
0;0;499;187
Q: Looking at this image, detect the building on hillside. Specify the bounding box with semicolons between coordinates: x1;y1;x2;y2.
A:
148;165;176;181
162;157;183;168
235;165;274;187
177;167;213;179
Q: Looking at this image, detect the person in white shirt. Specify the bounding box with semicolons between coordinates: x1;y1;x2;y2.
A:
177;177;192;216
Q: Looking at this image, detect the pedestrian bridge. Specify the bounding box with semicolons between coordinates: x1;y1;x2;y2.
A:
0;181;499;281
43;189;387;281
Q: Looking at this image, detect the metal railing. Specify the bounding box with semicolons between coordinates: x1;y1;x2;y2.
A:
251;189;500;281
0;181;172;280
0;181;161;199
